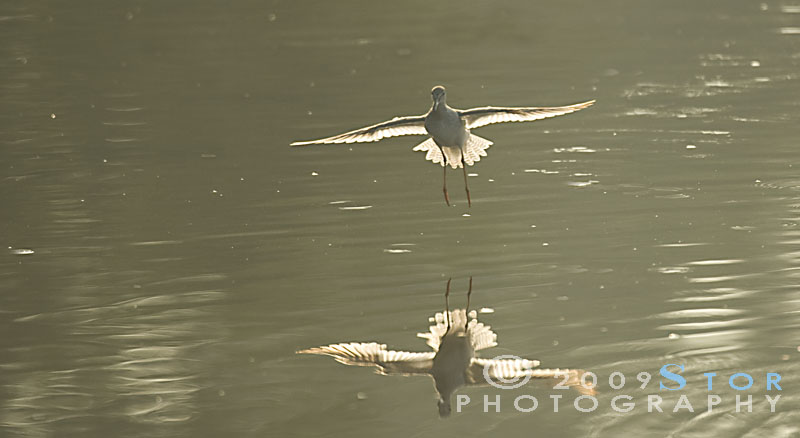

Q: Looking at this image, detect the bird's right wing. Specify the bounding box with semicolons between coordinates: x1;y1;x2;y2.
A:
297;342;434;376
291;115;427;145
459;100;595;130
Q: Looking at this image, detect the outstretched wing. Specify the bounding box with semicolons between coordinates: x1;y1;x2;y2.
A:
459;100;595;130
466;358;597;395
291;115;428;145
297;342;434;376
467;357;541;382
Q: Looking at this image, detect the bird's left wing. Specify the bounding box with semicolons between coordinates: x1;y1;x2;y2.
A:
297;342;434;376
466;357;540;383
291;115;427;145
466;358;597;395
458;100;595;130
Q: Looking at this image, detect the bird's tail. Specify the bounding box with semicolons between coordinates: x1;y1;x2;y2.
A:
412;134;492;169
411;138;445;167
462;134;492;167
417;309;498;352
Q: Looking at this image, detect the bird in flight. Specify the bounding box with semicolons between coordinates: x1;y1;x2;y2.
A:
297;277;595;417
291;86;594;207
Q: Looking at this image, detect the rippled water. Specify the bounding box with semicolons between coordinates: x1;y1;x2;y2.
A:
1;1;799;437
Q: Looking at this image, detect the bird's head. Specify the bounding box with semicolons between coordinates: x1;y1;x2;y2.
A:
437;397;451;418
431;86;446;109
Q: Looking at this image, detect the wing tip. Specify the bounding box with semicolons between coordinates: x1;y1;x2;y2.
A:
291;137;376;146
558;99;595;115
290;140;318;146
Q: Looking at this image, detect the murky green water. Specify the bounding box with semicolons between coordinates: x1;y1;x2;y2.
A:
2;1;799;436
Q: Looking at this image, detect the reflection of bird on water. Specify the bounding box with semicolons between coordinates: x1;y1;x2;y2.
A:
291;86;594;207
297;278;595;417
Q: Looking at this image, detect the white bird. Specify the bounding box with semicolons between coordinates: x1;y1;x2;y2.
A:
291;86;595;206
297;278;595;417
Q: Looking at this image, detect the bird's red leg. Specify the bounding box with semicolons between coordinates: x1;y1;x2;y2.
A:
461;158;471;207
466;276;472;314
445;278;452;333
438;146;450;206
442;164;450;206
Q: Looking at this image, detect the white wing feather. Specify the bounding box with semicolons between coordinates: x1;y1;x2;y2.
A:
291;115;427;145
297;342;434;375
460;100;595;130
